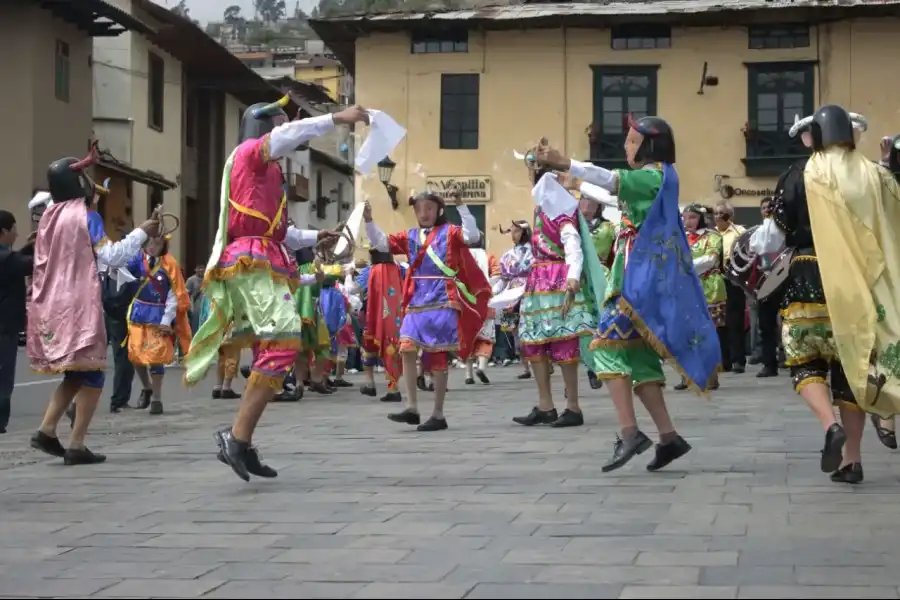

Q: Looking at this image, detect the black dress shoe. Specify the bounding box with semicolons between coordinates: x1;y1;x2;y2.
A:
332;378;353;388
212;389;222;399
30;431;66;457
475;369;490;384
148;400;163;415
217;444;277;478
361;385;377;397
215;429;251;482
830;462;863;484
220;389;241;399
63;447;106;466
587;370;603;389
646;435;692;471
465;377;475;385
417;416;448;431
240;366;252;379
551;409;584;428
513;407;558;426
869;414;897;449
308;381;332;395
673;380;688;391
388;408;421;425
602;431;653;472
380;392;401;403
821;423;847;473
756;366;778;378
731;364;745;374
516;371;532;380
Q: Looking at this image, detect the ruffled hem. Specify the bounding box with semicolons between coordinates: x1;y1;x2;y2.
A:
205;255;299;293
30;358;106;374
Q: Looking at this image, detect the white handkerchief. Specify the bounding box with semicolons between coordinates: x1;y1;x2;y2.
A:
579;181;618;208
532;172;577;220
334;202;365;257
355;110;406;175
110;266;137;292
488;286;525;310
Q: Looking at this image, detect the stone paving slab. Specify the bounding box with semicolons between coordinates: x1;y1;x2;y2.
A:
2;365;900;598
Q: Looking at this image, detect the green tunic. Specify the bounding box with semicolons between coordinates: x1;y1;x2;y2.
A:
294;262;331;357
689;230;727;326
584;167;666;386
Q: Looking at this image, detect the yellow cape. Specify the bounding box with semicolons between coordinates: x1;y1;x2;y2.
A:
805;147;900;417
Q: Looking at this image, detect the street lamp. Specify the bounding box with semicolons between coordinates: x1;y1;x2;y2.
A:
377;155;399;210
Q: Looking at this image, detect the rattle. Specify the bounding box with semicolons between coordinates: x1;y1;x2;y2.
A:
150;203;180;238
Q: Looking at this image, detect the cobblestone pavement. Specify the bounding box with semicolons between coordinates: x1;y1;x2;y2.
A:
2;365;900;598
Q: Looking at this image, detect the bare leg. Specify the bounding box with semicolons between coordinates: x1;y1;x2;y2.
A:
39;379;80;437
605;376;638;433
634;382;676;438
296;354;310;383
799;382;838;430
432;369;448;418
402;351;419;412
530;359;554;411
222;376;234;392
68;386;101;449
560;362;580;412
151;373;163;401
364;364;375;387
231;383;274;442
839;405;865;465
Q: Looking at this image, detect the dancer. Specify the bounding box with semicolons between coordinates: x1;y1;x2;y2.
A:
363;188;490;431
512;163;597;428
318;262;357;388
360;248;403;403
185;98;369;481
537;116;721;472
493;221;534;376
125;235;192;414
198;294;242;400
751;106;900;483
465;231;497;385
675;204;725;391
28;148;157;464
292;248;331;396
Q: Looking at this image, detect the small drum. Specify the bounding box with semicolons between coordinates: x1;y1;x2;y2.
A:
726;225;792;301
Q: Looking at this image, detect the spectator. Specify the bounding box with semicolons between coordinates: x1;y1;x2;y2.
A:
714;201;747;373
0;210;35;433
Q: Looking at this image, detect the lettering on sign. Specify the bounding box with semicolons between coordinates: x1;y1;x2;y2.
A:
425;177;492;202
721;184;776;199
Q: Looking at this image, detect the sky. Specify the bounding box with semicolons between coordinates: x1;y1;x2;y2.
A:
151;0;319;24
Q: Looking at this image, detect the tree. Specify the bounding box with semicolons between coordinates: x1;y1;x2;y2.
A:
170;0;190;18
224;4;242;22
263;0;287;22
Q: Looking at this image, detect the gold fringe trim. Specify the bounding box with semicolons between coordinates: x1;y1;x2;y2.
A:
203;256;299;293
249;370;286;390
588;336;648;351
616;296;719;397
31;361;106;374
796;375;827;394
520;331;592;346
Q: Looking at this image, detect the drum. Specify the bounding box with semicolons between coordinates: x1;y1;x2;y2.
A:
725;225;792;301
725;226;761;297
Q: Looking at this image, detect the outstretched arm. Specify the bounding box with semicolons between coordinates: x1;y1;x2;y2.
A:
284;227;319;250
89;211;147;269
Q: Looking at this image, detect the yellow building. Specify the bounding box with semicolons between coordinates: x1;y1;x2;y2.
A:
294;55;345;103
312;0;900;251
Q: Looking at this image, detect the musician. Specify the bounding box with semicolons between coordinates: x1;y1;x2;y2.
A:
714;202;748;374
28;149;158;465
674;204;724;391
184;98;369;482
537;116;721;473
363;189;490;432
750;106;900;483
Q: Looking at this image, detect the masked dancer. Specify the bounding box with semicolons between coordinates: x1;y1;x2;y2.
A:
493;221;534;377
510;160;601;428
465;231;498;385
360;249;403;403
28;148;157;464
751;107;900;483
185;98;369;481
537;116;721;472
674;204;725;391
363;188;490;431
125;234;192;414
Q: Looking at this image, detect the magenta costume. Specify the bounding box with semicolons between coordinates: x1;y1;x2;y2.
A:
517;212;594;363
28;203;145;388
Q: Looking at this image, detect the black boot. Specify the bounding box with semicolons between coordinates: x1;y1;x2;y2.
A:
137;389;152;409
216;435;277;479
587;370;603;390
214;429;251;482
602;431;653;473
